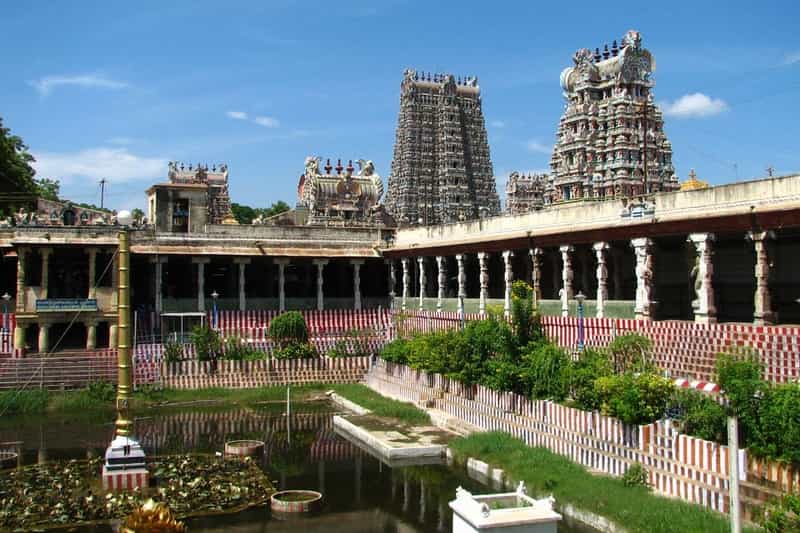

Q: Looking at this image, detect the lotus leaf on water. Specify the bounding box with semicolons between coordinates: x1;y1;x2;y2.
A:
0;455;274;530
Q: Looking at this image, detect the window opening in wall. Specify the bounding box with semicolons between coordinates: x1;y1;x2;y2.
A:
172;199;189;233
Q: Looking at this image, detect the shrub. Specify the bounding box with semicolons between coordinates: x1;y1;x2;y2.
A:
715;349;765;446
595;372;673;425
274;342;318;360
669;389;727;444
622;462;649;488
568;347;612;410
191;325;221;362
407;329;462;376
761;493;800;532
379;339;410;365
86;381;116;403
221;336;265;361
608;333;652;373
510;281;544;347
163;339;184;363
751;383;800;464
454;318;514;386
521;342;570;401
268;311;309;347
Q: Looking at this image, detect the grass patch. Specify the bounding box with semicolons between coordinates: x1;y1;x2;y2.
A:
450;432;756;533
328;384;431;426
0;389;50;415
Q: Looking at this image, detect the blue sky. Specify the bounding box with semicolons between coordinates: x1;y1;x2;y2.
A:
3;0;799;212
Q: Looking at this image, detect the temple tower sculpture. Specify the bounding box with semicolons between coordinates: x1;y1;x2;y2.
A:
385;69;500;226
548;30;679;203
505;172;548;215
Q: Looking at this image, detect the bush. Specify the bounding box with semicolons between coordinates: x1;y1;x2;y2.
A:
568;348;612;410
221;336;266;361
407;329;463;376
510;281;544;347
379;339;410;365
521;342;570;401
595;372;673;425
608;333;652;373
761;493;800;532
268;311;309;348
163;339;184;363
274;342;318;360
669;389;727;444
622;462;649;488
191;325;221;362
715;350;765;446
454;318;514;386
86;381;116;403
751;383;800;464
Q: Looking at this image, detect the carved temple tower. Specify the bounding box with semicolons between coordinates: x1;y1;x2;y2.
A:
547;30;679;203
385;69;500;226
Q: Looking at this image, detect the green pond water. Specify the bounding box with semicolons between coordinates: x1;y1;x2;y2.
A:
0;401;593;532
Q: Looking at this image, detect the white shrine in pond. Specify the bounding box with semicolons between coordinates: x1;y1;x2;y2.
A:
449;482;561;533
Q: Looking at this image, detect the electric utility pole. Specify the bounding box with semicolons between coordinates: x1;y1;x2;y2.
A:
100;178;107;209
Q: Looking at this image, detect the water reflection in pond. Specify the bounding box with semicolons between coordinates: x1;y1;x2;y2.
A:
0;402;592;532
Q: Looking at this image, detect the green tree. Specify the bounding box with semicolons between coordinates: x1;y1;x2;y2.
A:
131;208;145;221
0;117;38;204
34;177;60;201
231;201;291;224
264;200;290;217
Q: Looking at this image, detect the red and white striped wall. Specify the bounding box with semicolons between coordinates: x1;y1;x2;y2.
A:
102;467;149;491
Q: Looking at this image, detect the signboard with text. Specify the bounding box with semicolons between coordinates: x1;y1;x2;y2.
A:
36;299;98;312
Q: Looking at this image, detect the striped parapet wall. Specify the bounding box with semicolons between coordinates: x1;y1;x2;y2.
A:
161;356;371;389
394;310;482;336
366;360;790;522
0;350;118;390
211;309;392;341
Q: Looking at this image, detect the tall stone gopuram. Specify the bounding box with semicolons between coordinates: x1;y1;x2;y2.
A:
385;69;500;226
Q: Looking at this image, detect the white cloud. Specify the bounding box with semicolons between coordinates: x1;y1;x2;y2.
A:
490;120;505;128
526;139;552;154
784;51;800;65
29;74;128;96
253;116;280;128
32;148;166;184
226;111;248;120
661;93;729;118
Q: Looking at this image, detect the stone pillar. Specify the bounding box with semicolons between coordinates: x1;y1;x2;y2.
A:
15;248;27;312
275;259;290;312
593;242;610;318
435;256;446;313
86;248;97;299
401;258;410;311
313;259;328;311
109;324;118;350
749;231;775;325
38;323;50;353
192;257;210;312
418;257;426;311
13;323;25;350
688;233;716;324
559;245;574;316
503;250;513;317
631;238;655;320
351;260;364;310
456;254;466;316
40;248;52;300
86;321;97;350
387;260;396;310
234;258;250;312
477;252;488;315
530;248;543;306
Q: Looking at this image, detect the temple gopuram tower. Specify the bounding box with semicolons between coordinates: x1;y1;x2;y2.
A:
548;30;679;203
385;69;500;226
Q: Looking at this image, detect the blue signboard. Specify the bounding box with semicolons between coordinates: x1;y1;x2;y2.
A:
36;299;98;312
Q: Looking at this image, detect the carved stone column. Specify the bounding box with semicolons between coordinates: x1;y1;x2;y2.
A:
748;231;775;325
401;258;410;311
456;254;466;316
418;257;426;311
688;233;716;324
275;258;290;312
40;248;52;300
351;260;364;310
387;260;396;310
15;247;27;313
631;238;654;320
435;256;446;313
109;324;118;351
38;323;50;353
192;257;210;312
86;248;97;299
502;250;513;317
530;248;543;306
313;259;328;311
559;245;574;317
86;321;97;350
477;252;488;315
593;242;609;318
234;258;250;312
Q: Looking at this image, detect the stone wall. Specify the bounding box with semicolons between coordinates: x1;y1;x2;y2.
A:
366;361;797;522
